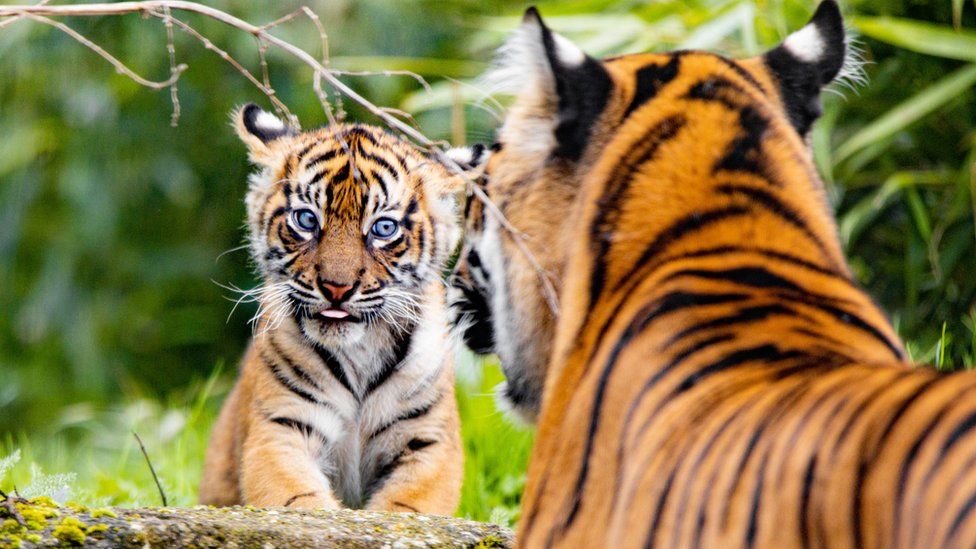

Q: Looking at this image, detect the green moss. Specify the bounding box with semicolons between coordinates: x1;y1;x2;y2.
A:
15;503;58;531
27;497;57;508
86;523;109;537
52;516;87;546
23;534;40;544
0;520;22;535
0;534;23;549
90;508;117;519
475;534;508;548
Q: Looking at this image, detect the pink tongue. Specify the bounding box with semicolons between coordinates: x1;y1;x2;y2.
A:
320;309;350;319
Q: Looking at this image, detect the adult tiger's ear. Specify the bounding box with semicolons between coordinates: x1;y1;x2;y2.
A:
233;103;297;166
763;0;855;134
486;7;612;161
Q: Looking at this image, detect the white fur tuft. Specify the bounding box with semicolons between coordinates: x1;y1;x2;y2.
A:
783;23;826;63
254;110;286;133
480;18;551;98
553;33;585;66
831;32;869;95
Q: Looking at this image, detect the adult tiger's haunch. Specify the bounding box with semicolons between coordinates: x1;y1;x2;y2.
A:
200;105;481;514
451;2;976;547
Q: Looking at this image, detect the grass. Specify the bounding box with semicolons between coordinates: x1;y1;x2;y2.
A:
0;356;534;528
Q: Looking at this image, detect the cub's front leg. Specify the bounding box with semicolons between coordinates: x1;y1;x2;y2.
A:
240;411;341;509
365;383;463;515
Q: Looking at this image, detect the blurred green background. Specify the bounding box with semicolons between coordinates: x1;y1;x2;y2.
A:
0;0;974;525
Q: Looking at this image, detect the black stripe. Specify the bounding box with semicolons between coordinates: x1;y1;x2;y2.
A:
268;339;325;394
716;184;835;264
588;115;686;310
314;345;356;397
366;450;408;498
662;304;798;348
645;466;677;548
801;300;904;360
940;408;976;461
407;438;436;451
305;148;340;168
367;395;440;442
613;208;751;301
685;76;748;110
363;329;413;397
897;388;976;538
624;56;681;117
284;491;319;507
946;491;976;543
263;353;321;406
271;416;328;442
662;266;805;293
711;53;764;91
675;344;807;395
852;376;942;549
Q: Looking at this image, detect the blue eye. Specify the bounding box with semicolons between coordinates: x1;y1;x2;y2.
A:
292;209;319;232
370;218;399;239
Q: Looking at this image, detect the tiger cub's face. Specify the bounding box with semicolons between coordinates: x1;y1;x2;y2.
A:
453;2;855;422
236;105;466;348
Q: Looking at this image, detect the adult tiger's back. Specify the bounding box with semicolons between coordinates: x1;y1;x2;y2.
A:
451;2;976;547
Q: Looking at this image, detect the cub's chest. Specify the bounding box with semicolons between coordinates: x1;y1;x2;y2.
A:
312;390;423;508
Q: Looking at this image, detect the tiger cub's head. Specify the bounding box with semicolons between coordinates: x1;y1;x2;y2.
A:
452;1;858;423
236;105;472;348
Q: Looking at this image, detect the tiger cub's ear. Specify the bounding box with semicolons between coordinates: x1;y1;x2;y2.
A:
486;7;612;162
424;143;493;199
233;103;297;166
763;0;854;134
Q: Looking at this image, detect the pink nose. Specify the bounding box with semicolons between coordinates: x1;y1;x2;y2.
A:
321;282;355;303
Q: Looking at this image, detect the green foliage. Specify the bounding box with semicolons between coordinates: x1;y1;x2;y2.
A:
0;361;532;527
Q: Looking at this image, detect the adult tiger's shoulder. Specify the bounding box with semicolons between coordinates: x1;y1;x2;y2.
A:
453;2;976;547
200;106;479;515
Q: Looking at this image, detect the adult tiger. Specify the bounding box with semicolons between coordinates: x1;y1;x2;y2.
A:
200;105;481;514
451;2;976;547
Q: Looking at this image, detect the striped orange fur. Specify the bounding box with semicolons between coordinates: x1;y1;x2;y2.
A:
451;3;976;547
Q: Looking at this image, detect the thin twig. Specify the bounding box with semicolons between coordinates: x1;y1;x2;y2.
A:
161;5;181;126
133;431;168;507
152;10;294;123
0;488;28;526
16;11;186;89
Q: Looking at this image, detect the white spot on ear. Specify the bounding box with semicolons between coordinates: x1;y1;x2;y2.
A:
553;33;585;67
254;110;286;133
784;23;825;63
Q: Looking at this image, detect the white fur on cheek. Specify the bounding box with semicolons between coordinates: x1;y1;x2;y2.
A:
783;23;826;63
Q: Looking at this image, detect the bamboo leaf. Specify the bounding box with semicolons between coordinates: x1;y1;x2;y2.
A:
834;63;976;163
852;16;976;61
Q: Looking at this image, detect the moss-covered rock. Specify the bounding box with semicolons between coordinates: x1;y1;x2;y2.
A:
0;498;513;548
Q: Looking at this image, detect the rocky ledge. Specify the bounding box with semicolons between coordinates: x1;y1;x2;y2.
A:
0;497;513;548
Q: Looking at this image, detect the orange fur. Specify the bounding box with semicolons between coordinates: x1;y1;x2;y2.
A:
453;4;976;547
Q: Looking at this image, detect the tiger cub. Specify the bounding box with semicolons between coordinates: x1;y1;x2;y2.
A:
200;105;476;514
